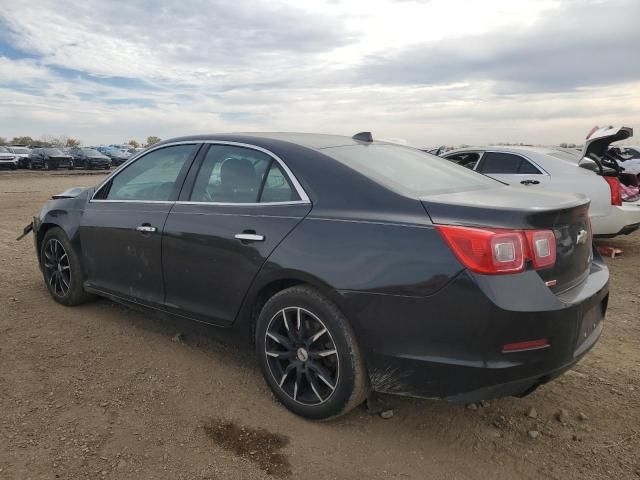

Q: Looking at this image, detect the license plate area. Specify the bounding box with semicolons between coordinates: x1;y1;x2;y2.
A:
576;304;603;348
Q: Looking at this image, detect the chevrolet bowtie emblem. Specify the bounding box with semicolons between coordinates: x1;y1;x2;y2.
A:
576;229;588;245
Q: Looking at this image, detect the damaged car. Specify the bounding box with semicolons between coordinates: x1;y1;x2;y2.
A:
25;132;609;419
443;126;640;238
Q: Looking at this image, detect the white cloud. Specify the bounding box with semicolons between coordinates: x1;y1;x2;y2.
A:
0;0;638;146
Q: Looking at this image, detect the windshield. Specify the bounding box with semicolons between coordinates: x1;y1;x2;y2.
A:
82;149;102;156
0;146;8;153
324;143;500;197
43;148;64;155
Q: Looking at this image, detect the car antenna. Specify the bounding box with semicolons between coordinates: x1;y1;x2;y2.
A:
352;131;373;143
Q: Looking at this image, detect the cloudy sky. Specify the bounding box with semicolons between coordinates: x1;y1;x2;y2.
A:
0;0;639;147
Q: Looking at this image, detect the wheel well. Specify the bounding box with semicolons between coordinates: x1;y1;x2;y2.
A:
249;279;306;336
36;223;60;261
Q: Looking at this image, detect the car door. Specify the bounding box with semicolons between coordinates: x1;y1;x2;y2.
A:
161;142;312;326
79;143;199;305
475;151;550;188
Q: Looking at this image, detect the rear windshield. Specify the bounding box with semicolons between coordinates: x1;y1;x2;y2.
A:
82;149;101;155
324;143;500;196
0;146;8;153
43;148;64;155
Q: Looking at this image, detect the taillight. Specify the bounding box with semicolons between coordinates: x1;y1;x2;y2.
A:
525;230;556;269
437;225;556;275
603;176;622;206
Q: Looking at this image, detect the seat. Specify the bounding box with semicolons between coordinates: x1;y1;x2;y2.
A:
214;158;259;203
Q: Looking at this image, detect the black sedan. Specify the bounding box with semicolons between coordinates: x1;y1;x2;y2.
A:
68;147;111;169
27;133;608;419
27;148;73;170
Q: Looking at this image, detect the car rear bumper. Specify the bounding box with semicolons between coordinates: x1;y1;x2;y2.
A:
338;258;609;401
592;203;640;237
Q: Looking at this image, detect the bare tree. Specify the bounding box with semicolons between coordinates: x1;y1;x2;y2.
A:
66;138;81;147
127;139;140;148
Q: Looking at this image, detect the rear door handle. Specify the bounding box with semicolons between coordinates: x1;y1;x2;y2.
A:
136;225;157;233
235;233;265;242
520;179;540;185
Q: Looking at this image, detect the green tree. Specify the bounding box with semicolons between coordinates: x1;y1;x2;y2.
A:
127;139;140;148
146;136;161;146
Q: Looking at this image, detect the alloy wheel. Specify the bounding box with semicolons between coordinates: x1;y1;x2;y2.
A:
42;238;71;297
265;307;339;405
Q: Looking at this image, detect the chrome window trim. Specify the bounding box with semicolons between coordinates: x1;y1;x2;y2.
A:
90;140;311;205
175;200;310;207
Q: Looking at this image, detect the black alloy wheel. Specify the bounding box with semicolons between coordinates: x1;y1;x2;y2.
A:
42;238;71;298
40;228;96;306
265;306;339;406
256;286;369;420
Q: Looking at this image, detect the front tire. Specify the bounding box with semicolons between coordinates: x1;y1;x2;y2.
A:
40;228;95;306
256;286;369;420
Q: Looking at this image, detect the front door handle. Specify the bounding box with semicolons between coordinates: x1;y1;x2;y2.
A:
520;179;540;185
136;225;157;233
235;233;265;242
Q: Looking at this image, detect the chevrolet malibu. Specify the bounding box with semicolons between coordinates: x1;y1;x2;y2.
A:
26;133;608;419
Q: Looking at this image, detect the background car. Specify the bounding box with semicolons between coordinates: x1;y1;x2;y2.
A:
6;145;31;168
27;147;74;170
97;145;130;166
29;132;608;420
68;147;111;169
442;127;640;237
0;146;19;169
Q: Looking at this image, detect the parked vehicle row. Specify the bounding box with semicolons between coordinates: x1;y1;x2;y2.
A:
0;144;144;170
23;131;609;420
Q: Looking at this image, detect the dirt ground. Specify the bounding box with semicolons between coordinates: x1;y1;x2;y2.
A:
1;170;639;480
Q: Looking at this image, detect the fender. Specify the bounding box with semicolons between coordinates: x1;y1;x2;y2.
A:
32;187;94;266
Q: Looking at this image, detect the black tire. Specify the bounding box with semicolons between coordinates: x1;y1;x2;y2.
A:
256;286;369;420
40;227;96;306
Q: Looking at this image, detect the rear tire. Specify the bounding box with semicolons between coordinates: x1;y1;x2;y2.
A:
255;286;369;420
40;227;96;306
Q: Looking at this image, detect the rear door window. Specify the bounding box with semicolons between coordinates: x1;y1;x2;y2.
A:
478;152;541;175
190;145;272;203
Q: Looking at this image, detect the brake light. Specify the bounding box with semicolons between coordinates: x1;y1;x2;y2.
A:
437;225;556;275
603;176;622;206
525;230;556;269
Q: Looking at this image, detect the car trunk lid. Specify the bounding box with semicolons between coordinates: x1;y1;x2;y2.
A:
422;186;592;293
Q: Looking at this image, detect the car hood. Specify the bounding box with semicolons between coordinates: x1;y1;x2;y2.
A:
580;126;633;163
51;186;94;200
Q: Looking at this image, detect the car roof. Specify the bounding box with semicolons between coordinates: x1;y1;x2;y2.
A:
158;132;367;151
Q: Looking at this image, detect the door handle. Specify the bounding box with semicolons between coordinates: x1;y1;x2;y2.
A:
234;233;265;242
136;225;157;233
520;179;540;185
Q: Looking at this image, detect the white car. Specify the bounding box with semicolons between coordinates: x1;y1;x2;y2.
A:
0;146;19;170
443;126;640;238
